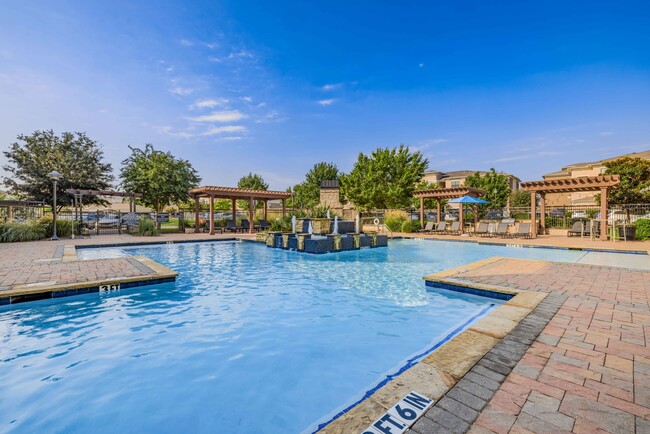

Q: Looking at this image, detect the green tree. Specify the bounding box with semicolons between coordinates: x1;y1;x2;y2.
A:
464;168;511;208
2;130;114;210
599;157;650;205
237;172;268;210
411;180;443;209
342;145;428;210
509;189;531;208
120;144;201;212
292;162;342;209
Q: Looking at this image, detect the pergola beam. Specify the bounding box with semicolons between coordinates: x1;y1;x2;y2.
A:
414;187;485;231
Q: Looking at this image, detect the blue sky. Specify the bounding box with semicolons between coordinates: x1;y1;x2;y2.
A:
1;1;649;190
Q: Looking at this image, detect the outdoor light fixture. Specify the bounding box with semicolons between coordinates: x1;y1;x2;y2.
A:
48;170;63;240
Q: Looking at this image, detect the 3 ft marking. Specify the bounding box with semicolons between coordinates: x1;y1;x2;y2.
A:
361;391;433;434
99;283;120;292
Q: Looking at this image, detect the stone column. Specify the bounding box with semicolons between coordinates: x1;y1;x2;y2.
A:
437;200;441;223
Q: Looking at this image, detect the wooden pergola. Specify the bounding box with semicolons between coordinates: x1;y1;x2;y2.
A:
414;187;485;232
520;175;620;240
189;186;292;234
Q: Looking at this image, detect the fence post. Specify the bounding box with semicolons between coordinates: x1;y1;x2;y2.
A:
118;211;122;235
96;213;100;236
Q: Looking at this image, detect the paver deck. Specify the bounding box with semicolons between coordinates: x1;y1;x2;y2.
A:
423;258;650;434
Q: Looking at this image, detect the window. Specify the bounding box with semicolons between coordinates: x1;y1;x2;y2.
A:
451;180;461;188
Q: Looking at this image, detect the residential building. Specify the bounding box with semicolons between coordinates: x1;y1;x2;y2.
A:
422;170;521;191
542;149;650;206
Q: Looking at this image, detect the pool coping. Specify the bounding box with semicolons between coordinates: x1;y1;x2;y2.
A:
0;252;178;305
316;257;549;433
391;235;649;255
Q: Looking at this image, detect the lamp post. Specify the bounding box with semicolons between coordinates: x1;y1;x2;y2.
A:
49;171;63;240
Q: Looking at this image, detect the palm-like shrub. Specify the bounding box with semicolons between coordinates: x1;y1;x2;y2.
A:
384;210;409;232
137;218;159;236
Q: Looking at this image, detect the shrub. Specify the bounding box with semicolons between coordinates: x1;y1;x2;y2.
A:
401;220;420;233
309;205;336;218
270;216;292;232
384;210;409;232
635;218;650;240
137;218;159;236
0;220;46;242
38;216;73;238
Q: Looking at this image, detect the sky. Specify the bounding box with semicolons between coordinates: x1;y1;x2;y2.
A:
1;0;649;190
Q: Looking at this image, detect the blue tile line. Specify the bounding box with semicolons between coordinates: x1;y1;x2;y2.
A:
313;302;495;433
400;237;648;255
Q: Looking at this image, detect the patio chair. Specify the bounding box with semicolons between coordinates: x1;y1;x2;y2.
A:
225;219;243;233
419;221;435;233
473;221;489;237
510;222;531;238
258;219;269;231
445;221;461;235
567;221;583;237
241;219;254;232
431;222;447;234
493;222;509;238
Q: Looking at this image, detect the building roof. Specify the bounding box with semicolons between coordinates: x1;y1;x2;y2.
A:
544;149;650;177
424;169;520;180
189;186;292;200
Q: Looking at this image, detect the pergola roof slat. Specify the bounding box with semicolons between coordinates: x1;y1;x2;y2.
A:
520;175;620;193
190;186;292;200
414;186;485;200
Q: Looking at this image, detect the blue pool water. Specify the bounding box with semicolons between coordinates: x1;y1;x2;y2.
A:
1;240;586;433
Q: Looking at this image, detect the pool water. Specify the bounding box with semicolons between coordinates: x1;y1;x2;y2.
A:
1;240;586;433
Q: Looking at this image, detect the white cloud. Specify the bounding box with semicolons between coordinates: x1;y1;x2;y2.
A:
179;39;194;47
599;131;614;136
202;125;247;136
322;83;342;91
493;150;560;163
318;99;335;106
217;136;244;141
190;110;246;122
419;63;424;68
160;126;194;138
227;50;254;59
255;110;288;124
241;96;253;103
190;98;229;110
169;86;194;96
256;102;267;108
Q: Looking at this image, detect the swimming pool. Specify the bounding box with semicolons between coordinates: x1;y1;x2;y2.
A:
1;240;589;433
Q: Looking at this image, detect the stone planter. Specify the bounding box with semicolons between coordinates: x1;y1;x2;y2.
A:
310;218;332;235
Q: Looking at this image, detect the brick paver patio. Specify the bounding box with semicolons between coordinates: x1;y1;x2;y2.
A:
422;258;650;434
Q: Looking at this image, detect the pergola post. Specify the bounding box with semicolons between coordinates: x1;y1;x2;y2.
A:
264;199;268;221
600;187;608;241
420;197;424;228
231;198;237;224
530;191;537;238
194;195;200;233
474;204;478;230
249;196;255;234
437;200;441;223
459;203;464;233
209;194;215;235
282;199;286;218
539;193;546;235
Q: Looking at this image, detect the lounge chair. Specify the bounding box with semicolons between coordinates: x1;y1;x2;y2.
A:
258;219;269;231
241;219;255;232
225;219;243;233
445;221;461;235
473;222;489;237
567;221;583;237
493;222;509;238
419;221;435;233
510;222;531;238
431;222;447;234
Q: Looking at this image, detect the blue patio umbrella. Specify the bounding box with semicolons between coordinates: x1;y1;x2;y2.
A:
448;195;489;204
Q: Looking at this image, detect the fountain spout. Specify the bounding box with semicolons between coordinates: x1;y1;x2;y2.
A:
326;210;330;219
308;220;313;235
291;215;296;233
332;216;339;234
355;214;360;233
